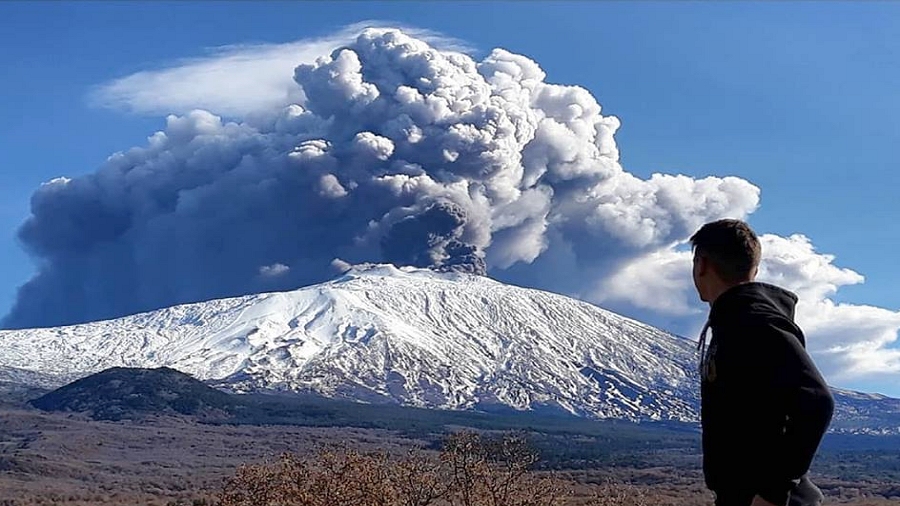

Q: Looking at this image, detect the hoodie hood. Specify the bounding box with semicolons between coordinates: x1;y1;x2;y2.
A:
709;282;800;336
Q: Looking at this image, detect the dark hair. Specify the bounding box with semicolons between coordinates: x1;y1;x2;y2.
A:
690;219;761;283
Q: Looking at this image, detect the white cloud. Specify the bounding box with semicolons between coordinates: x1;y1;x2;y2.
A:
757;233;864;301
259;263;290;277
759;234;900;381
88;22;472;118
799;300;900;381
593;233;900;384
586;174;760;249
594;247;698;316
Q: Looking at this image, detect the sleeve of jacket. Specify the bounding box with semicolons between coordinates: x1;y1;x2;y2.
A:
749;321;836;506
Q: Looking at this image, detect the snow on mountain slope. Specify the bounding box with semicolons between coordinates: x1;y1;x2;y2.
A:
0;264;699;421
829;388;900;435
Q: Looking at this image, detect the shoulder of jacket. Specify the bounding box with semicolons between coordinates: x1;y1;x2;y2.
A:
711;316;797;347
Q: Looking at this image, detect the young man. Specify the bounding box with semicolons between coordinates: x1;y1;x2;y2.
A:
690;219;835;506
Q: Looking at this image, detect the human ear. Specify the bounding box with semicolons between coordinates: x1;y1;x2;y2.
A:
694;254;707;276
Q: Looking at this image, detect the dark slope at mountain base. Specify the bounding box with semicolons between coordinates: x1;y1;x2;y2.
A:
30;367;238;421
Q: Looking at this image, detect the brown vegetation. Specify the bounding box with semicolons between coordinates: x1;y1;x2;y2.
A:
218;431;567;506
214;432;731;506
215;431;900;506
1;409;898;506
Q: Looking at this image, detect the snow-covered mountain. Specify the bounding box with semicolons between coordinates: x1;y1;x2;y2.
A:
0;264;698;421
1;264;897;431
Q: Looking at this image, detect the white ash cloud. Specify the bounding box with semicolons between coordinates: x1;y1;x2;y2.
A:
4;27;758;329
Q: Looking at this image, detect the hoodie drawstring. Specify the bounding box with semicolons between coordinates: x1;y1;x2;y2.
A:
697;319;711;375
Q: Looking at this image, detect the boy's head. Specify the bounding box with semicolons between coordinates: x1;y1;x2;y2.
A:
690;219;761;302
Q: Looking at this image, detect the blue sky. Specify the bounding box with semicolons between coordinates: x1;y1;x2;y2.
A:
1;1;898;395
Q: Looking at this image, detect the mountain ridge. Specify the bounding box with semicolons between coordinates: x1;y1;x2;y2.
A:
1;264;897;432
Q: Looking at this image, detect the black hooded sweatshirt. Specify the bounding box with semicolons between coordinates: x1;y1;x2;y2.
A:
700;282;835;506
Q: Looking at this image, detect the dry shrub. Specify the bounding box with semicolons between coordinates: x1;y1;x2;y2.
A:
583;480;648;506
217;430;566;506
441;431;565;506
